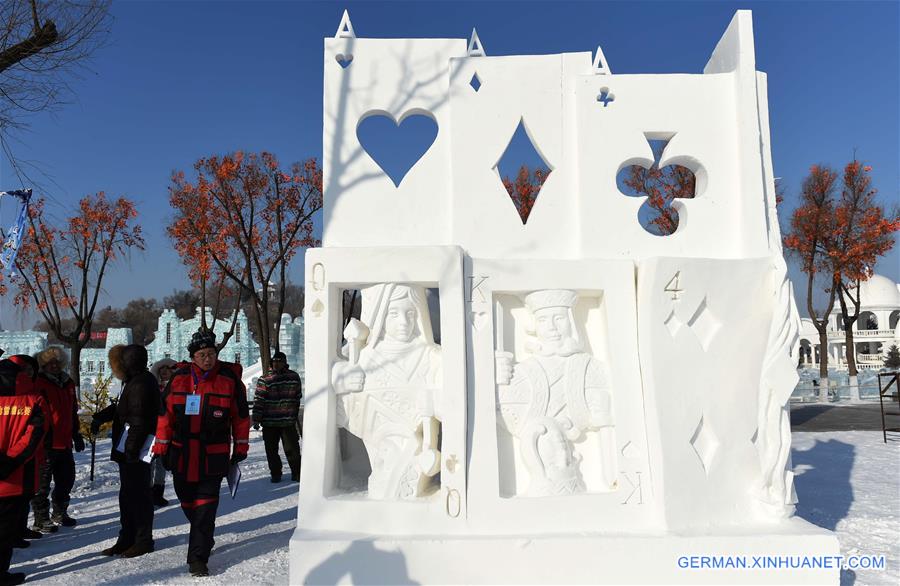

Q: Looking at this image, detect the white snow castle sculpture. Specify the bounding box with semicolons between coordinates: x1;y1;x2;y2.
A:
291;9;840;584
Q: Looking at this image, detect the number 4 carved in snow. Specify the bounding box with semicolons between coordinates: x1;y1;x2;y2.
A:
665;271;683;301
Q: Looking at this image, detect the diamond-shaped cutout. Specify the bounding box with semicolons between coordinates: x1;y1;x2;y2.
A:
690;416;719;475
664;309;683;337
687;297;721;351
470;72;482;92
494;118;553;224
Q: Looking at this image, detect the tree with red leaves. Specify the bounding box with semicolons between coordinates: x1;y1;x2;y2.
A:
829;159;899;390
621;145;695;235
9;193;144;389
783;165;839;400
168;152;322;373
784;160;899;400
501;165;549;224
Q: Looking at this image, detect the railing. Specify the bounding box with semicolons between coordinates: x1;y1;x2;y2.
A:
827;329;895;339
877;372;899;443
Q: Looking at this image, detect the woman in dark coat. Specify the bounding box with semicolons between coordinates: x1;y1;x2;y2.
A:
92;344;160;558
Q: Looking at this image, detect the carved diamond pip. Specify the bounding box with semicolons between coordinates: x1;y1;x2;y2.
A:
690;416;719;476
687;297;721;351
664;309;683;337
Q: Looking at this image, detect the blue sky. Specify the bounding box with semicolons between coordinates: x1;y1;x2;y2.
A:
1;0;898;328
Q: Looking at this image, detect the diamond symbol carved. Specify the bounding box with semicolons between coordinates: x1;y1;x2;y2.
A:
469;72;482;92
663;309;683;337
494;117;552;224
690;416;719;476
687;297;721;351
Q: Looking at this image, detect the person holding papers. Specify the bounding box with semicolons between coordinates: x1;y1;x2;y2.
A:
92;344;159;558
152;329;250;578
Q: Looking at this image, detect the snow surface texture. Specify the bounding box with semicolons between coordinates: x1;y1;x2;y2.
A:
793;431;899;586
10;431;898;585
14;431;295;585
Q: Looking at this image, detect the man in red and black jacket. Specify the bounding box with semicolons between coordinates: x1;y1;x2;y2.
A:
152;329;250;577
31;348;84;532
7;355;44;545
0;351;47;586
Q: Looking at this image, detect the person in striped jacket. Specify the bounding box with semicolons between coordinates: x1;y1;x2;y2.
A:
253;351;302;483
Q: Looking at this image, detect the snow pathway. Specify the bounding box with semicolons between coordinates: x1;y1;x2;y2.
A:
11;431;898;585
18;431;295;585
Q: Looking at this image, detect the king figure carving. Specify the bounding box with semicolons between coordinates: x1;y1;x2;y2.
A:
495;289;616;497
332;284;442;500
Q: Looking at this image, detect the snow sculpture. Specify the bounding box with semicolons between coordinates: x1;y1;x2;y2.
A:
292;9;841;585
495;289;615;496
331;284;442;499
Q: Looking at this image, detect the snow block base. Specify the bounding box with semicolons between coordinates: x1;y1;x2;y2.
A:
289;519;840;585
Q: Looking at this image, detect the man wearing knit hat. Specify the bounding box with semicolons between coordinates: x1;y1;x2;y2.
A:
152;329;250;577
494;289;615;497
253;351;302;483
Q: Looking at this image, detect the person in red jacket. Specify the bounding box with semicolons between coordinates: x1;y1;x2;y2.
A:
31;348;85;532
0;351;47;586
7;355;44;546
152;329;250;577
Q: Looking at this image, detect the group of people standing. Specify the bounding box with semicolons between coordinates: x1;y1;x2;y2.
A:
0;348;85;586
0;328;304;584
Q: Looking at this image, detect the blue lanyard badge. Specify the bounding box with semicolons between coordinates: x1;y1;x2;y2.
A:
185;394;201;416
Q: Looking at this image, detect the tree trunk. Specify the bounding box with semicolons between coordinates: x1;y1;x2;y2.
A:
837;280;862;402
70;343;83;401
842;328;861;402
251;300;271;375
816;328;830;402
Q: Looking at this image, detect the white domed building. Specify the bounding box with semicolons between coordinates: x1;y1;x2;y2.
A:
798;273;900;370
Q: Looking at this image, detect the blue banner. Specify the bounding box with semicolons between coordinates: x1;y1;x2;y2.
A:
0;189;33;273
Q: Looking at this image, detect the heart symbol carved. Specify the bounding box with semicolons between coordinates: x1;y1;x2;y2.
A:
357;112;438;187
469;310;488;331
335;53;353;69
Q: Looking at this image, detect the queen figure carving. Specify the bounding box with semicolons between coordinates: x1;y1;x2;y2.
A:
331;284;442;500
495;289;616;496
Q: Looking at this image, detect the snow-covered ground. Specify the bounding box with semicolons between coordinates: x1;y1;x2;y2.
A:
10;431;898;585
15;430;296;585
793;431;899;586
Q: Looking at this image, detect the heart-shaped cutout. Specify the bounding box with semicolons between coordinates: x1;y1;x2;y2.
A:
335;53;353;69
357;112;438;187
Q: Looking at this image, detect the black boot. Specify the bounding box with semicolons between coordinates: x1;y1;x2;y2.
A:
152;485;169;507
0;551;23;586
32;511;58;534
100;542;131;556
22;528;43;539
12;539;28;549
121;542;155;558
0;572;27;586
189;561;209;577
51;503;77;527
270;472;282;483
